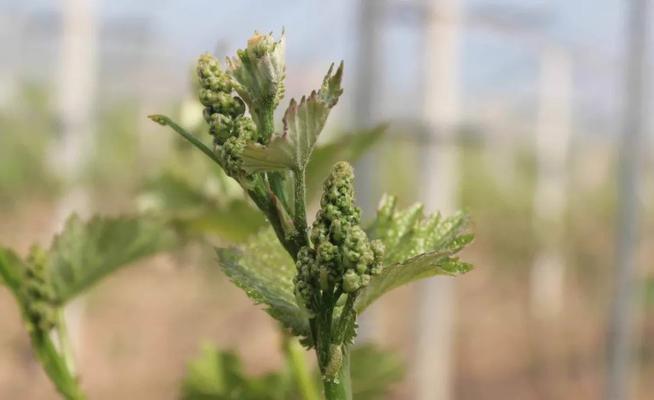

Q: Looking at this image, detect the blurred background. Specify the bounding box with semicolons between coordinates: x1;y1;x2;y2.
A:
1;0;653;399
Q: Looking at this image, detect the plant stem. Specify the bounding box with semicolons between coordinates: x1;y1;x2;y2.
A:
148;114;224;168
283;336;320;400
32;331;85;400
335;295;356;344
246;180;299;258
322;347;352;400
56;309;77;376
293;168;309;246
259;107;275;143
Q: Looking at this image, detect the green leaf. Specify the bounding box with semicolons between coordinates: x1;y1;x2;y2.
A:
141;173;265;243
356;196;474;312
182;344;289;400
142;173;209;211
0;247;26;294
355;252;472;313
240;63;344;173
305;124;386;201
350;344;404;400
217;229;310;340
184;202;266;243
47;215;178;303
240;138;295;173
368;195;473;264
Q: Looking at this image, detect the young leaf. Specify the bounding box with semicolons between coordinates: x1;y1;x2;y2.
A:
47;215;178;304
368;195;473;265
240;62;344;173
240;138;295;173
355;251;473;313
141;173;209;211
185;202;266;243
356;196;474;312
141;173;266;242
216;229;310;341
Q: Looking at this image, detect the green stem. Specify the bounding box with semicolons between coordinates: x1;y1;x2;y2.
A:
56;309;77;377
246;182;300;258
259;107;275;143
31;331;85;400
148;114;225;168
283;336;320;400
293;168;310;247
322;347;352;400
334;295;356;344
268;172;291;213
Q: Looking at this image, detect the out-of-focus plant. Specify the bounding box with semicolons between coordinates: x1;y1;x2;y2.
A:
151;31;474;399
181;341;403;400
0;215;177;399
0;83;58;206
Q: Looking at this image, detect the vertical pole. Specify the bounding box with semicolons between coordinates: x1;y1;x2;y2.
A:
53;0;98;363
415;1;461;399
354;0;384;343
55;0;97;221
0;9;20;109
530;46;572;320
528;46;573;399
606;1;650;399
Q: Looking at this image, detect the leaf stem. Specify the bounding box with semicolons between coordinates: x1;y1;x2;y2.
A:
148;114;224;168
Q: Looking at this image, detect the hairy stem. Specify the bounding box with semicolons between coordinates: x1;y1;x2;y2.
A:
283;336;320;400
259;107;275;143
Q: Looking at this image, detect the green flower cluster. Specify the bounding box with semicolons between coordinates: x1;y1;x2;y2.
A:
22;247;56;334
196;53;256;177
294;162;384;310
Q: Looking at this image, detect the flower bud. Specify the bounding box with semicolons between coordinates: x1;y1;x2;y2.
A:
228;32;286;137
